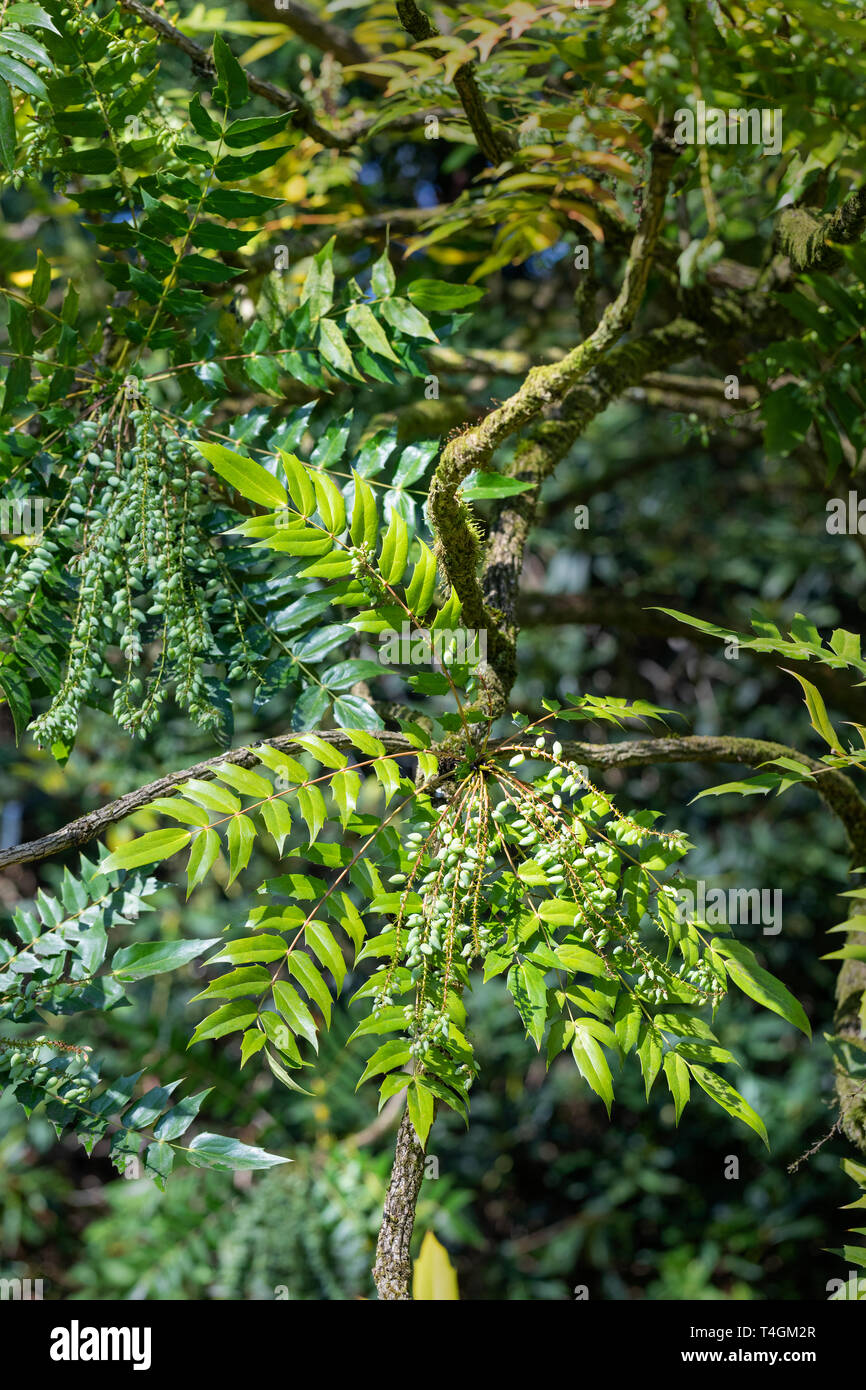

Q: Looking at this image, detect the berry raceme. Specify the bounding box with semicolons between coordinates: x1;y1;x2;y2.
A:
363;733;726;1119
4;385;257;747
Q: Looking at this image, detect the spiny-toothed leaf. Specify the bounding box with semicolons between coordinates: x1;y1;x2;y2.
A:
407;1079;435;1146
311;470;347;534
407;280;484;311
191;966;271;1003
213;763;273;798
151;796;211;828
507;959;547;1048
189;1000;258;1046
185;1132;289;1170
318;317;364;380
351;604;405;634
194;440;288;510
188;93;221;141
211;32;249;108
781;668;844;752
292;733;348;769
356;1039;412;1088
226;814;256;884
186;827;221;897
240;1028;267;1066
279;450;315;515
0;664;30;742
260;798;293;854
663;1052;690;1123
113;937;220;982
332;695;384;730
296;785;326;844
342;730;387;758
711;938;811;1037
689;1064;769;1146
260;1009;303;1062
214;146;295;181
346;1005;406;1043
0;51;46;100
614;996;642;1053
336;893;366;953
5;3;60;33
175;779;241;815
208;934;288;965
350;469;378;549
299;553;354;579
430;587;462;633
224;112;294;147
264;1047;313;1094
572;1024;614;1115
266;528;333;557
286;952;333;1026
306;919;346;989
637;1025;663;1099
370;247;395;297
416;751;439;780
103;828;192;872
373;758;402;805
404;540;437;618
379;510;409;584
379;296;437;341
330;767;361;826
121;1080;183;1130
254;744;308;783
273;980;319;1051
320;659;387;692
377;1072;409;1109
153;1087;213;1141
346;301;401;362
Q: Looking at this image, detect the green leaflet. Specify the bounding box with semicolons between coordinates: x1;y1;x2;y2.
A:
273;980;319;1052
407;1078;435;1145
103;828;191;871
227;814;256;884
306;919;346;990
279;451;316;515
711;938;811;1036
311;469;347;534
212;33;249;109
350;470;378;549
404;540;438;618
185;1133;289;1171
689;1065;769;1147
0;77;15;172
113;938;220;982
572;1024;614;1116
194;441;289;510
286;951;334;1027
379;510;409;584
186;828;221;896
189;999;259;1046
663;1052;690;1123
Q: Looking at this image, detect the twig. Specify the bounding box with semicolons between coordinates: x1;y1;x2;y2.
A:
119;0;362;150
395;0;514;165
243;0;379;76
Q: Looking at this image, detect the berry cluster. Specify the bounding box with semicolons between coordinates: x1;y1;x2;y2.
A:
2;386;259;746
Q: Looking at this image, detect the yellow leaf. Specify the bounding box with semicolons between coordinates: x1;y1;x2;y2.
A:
413;1231;459;1301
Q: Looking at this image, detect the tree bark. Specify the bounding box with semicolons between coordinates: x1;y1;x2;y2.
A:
372;1105;430;1300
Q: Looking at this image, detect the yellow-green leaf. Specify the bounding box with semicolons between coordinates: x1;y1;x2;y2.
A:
103;828;191;872
195;440;288;510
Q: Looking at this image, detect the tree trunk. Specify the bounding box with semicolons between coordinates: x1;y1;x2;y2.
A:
372;1105;429;1300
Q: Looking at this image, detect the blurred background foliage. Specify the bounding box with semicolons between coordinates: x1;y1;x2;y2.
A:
3;0;865;1299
